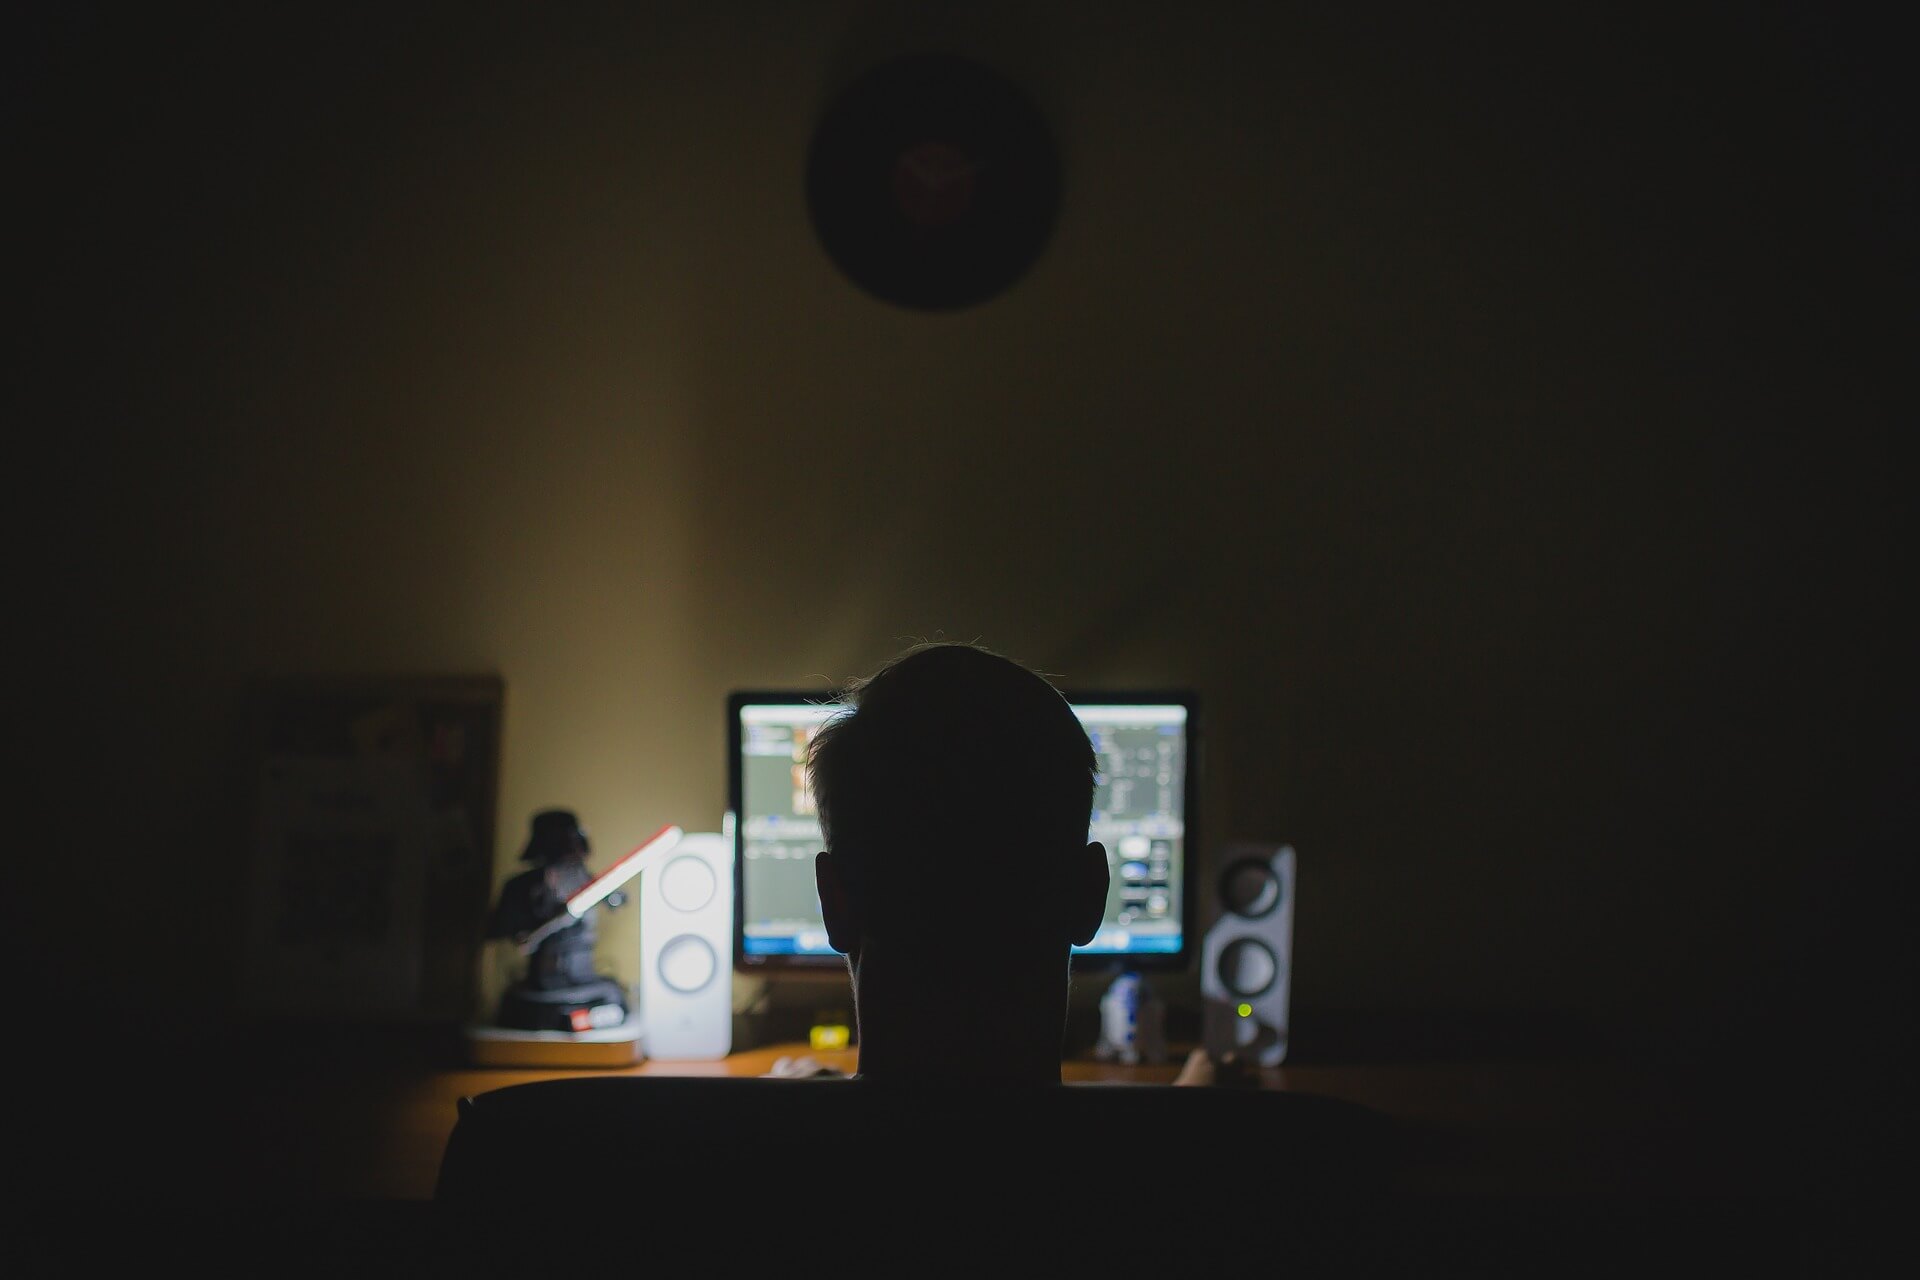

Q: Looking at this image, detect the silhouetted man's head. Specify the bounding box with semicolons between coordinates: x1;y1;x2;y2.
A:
808;643;1109;1080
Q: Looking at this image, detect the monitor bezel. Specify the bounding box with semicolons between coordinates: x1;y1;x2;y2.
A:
728;688;1200;975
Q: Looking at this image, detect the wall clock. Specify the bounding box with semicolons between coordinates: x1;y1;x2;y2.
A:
806;52;1061;310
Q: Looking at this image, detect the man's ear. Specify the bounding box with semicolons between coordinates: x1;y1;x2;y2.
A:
815;850;859;955
1067;841;1110;946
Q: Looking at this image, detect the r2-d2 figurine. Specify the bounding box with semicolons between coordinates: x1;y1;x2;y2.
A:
1094;971;1167;1065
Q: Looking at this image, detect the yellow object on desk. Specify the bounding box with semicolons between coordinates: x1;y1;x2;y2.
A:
809;1022;851;1051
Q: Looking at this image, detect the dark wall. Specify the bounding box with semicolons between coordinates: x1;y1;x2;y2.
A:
19;3;1907;1073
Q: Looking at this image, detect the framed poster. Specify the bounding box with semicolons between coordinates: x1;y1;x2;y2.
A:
241;676;503;1023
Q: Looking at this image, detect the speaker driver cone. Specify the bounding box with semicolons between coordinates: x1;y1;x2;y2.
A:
1218;938;1278;997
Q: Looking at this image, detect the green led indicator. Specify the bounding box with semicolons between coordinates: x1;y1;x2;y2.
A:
1236;1002;1253;1018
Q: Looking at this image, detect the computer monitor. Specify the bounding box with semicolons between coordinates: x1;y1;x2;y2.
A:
728;689;1197;972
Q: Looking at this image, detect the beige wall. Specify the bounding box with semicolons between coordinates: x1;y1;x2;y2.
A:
32;3;1902;1058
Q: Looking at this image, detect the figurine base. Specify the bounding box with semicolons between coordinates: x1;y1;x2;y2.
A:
462;1018;645;1068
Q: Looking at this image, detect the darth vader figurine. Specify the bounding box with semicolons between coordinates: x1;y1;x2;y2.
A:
486;809;630;1032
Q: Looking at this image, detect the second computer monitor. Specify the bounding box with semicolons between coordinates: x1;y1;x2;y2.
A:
729;690;1195;971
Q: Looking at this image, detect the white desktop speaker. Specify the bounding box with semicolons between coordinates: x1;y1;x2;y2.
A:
1200;843;1296;1066
637;830;733;1060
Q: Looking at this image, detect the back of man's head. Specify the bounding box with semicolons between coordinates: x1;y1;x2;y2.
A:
807;643;1097;952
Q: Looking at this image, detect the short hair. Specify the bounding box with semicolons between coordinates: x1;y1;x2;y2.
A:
807;643;1097;943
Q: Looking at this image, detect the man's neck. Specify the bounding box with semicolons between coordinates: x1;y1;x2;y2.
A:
846;943;1073;1085
853;1020;1065;1085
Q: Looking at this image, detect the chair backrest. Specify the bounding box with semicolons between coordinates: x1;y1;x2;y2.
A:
435;1076;1402;1215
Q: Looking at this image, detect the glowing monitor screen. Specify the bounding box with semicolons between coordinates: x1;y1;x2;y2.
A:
729;692;1195;970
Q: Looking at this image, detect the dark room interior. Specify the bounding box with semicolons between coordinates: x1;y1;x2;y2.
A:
13;0;1908;1263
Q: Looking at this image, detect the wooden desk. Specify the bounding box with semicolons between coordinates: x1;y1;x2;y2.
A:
207;1038;1779;1200
227;1042;1176;1199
